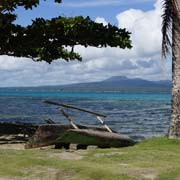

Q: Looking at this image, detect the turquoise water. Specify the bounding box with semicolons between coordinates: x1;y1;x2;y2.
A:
0;90;171;141
0;90;170;100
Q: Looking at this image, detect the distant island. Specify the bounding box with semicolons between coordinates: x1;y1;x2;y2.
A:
55;76;171;93
2;76;171;93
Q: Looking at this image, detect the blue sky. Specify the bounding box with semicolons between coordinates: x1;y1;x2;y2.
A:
16;0;155;26
0;0;171;87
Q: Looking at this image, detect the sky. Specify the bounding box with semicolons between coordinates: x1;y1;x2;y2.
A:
0;0;172;87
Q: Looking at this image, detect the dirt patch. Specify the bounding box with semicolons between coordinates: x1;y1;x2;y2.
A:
117;163;129;167
125;168;158;180
24;167;74;180
48;151;83;160
0;143;25;150
0;167;75;180
94;151;125;157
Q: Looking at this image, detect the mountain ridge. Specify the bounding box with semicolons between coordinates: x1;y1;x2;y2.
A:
57;76;171;93
0;76;171;93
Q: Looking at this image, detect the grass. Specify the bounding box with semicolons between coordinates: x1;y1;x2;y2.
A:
1;137;180;179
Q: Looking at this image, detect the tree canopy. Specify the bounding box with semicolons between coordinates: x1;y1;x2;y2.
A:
0;0;132;63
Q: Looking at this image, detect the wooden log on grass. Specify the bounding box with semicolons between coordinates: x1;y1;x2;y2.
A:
25;124;110;149
56;129;135;148
25;124;134;149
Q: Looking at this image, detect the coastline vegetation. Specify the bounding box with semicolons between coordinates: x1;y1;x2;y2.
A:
1;136;180;180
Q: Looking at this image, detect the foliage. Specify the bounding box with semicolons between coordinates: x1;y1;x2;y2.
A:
161;0;180;58
0;0;132;63
161;0;172;58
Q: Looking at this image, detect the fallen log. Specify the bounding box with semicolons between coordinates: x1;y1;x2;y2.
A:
25;124;70;148
25;124;134;149
57;129;135;148
25;124;111;148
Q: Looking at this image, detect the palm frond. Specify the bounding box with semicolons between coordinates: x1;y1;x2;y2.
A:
161;0;172;59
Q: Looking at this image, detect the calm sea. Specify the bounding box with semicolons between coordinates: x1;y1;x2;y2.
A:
0;89;171;141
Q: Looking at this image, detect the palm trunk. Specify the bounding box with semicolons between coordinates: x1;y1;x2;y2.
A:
168;0;180;138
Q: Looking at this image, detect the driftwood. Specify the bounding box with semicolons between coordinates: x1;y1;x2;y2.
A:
96;116;112;133
25;124;110;148
43;100;107;117
44;100;113;132
58;129;134;148
25;124;134;149
60;109;78;129
25;100;135;149
0;122;38;136
44;118;56;124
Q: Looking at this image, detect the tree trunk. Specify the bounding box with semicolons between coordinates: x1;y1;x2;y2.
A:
168;0;180;138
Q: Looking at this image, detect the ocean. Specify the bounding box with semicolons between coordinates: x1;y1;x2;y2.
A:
0;89;171;141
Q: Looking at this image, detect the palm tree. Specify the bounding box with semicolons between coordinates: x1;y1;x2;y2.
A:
162;0;180;138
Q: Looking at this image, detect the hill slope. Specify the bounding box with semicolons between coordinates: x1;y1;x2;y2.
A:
42;76;171;93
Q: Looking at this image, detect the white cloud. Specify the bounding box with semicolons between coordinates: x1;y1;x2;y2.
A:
95;17;108;26
0;0;171;87
116;0;162;57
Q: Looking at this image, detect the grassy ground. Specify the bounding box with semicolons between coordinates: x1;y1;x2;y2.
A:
0;137;180;180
